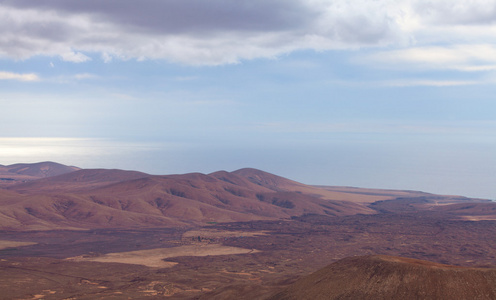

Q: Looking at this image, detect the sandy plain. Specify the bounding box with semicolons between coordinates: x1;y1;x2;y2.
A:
0;240;37;250
68;243;259;268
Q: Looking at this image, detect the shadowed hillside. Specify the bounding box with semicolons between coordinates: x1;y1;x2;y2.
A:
0;162;492;230
0;164;384;230
269;255;496;300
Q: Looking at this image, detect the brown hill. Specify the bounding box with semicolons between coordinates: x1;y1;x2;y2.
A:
8;168;150;193
71;171;375;225
1;165;488;231
0;162;80;187
1;168;378;230
232;168;306;191
4;161;79;177
269;255;496;300
233;168;400;203
0;190;185;231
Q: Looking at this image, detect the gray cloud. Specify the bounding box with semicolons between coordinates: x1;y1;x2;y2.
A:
3;0;491;65
3;0;316;34
413;0;496;25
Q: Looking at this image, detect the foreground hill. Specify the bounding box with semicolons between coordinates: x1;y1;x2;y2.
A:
269;255;496;300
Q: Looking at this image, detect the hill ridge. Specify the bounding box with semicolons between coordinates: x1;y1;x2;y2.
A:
270;255;496;300
0;165;380;230
1;163;492;230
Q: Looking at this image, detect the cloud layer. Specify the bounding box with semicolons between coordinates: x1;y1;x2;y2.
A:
0;71;38;81
1;0;496;66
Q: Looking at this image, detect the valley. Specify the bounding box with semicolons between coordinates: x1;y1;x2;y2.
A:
0;162;495;299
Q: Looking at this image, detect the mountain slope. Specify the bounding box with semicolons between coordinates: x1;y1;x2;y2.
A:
8;168;150;193
1;167;378;230
4;161;79;177
0;162;80;187
1;165;488;231
269;255;496;300
233;168;397;203
0;189;185;231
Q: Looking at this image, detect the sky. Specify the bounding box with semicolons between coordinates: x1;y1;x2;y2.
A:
1;0;495;199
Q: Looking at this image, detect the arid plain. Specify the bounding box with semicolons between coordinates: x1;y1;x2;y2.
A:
1;162;495;299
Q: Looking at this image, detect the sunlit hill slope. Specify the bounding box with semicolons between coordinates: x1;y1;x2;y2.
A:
0;162;492;230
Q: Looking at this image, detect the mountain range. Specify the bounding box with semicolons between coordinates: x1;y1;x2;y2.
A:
0;162;492;230
1;162;496;299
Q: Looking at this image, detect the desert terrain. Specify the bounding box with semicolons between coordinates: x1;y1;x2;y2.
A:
270;255;496;300
0;162;495;299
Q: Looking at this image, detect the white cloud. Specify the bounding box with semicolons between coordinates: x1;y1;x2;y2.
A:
0;1;408;65
0;0;495;68
362;44;496;72
380;79;478;87
73;73;97;80
60;51;91;63
0;71;39;81
413;0;496;25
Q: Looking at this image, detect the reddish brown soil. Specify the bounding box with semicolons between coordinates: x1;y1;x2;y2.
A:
0;167;388;230
269;255;496;300
0;163;495;299
1;211;495;299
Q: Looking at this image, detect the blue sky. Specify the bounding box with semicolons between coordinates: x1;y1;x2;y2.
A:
1;0;496;199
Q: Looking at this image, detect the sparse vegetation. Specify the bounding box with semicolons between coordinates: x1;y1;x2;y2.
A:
1;163;495;299
169;188;187;198
271;198;295;209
